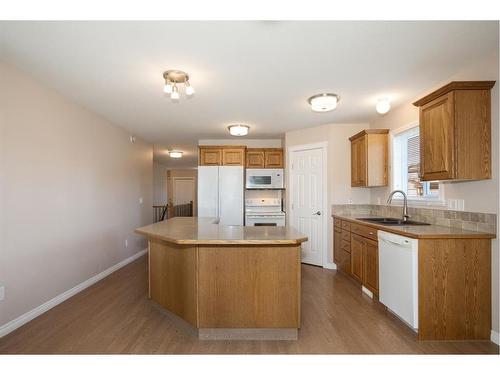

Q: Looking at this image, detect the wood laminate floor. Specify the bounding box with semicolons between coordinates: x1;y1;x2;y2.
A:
0;255;498;354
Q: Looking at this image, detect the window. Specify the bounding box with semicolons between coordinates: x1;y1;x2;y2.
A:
393;125;441;201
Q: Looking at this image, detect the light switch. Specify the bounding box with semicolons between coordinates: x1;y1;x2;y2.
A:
139;197;143;204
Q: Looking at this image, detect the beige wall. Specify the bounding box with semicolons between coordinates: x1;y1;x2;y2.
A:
369;64;499;334
153;162;168;205
0;63;153;327
285;123;372;264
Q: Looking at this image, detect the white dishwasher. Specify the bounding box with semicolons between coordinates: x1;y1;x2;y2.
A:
378;231;419;330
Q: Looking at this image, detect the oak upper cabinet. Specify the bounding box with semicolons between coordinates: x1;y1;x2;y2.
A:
264;149;284;168
199;146;246;166
413;81;495;181
349;129;389;187
199;147;222;166
246;149;265;168
222;147;246;166
246;148;284;168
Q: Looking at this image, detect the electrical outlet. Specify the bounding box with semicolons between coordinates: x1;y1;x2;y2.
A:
377;197;381;205
125;239;128;248
0;286;5;301
457;199;465;211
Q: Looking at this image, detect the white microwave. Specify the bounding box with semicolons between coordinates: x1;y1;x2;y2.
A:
245;169;284;189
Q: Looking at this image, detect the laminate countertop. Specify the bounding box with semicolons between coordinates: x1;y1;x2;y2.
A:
333;214;495;239
136;217;308;245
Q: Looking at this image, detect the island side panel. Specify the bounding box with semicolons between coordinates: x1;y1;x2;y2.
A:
418;238;491;340
197;245;301;328
149;238;198;327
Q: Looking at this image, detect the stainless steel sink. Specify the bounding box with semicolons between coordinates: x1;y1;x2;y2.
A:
356;217;430;226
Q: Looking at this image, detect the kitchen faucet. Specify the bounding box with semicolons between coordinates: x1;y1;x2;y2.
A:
387;190;410;222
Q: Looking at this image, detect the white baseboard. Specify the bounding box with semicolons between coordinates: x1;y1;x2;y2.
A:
362;285;373;299
491;330;499;345
323;262;337;270
0;248;147;338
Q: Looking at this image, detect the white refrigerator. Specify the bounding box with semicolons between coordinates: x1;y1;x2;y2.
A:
197;166;244;226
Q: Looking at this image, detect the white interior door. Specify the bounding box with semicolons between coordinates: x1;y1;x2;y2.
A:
173;177;195;205
290;146;325;266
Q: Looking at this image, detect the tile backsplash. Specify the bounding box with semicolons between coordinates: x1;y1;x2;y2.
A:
331;204;497;234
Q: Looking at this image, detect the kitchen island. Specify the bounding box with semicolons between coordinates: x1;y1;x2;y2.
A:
136;217;307;340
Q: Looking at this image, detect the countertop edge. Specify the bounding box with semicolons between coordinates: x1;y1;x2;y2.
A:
332;214;496;239
135;229;308;245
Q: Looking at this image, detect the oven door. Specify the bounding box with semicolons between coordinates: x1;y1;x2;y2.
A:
245;215;285;227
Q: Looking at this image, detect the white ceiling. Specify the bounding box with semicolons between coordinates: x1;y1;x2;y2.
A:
1;21;498;167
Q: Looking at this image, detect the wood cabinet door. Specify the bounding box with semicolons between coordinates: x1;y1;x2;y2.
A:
264;149;284;168
419;92;455;180
246;150;265;168
222;148;245;166
200;148;221;166
362;238;379;295
340;249;351;276
333;226;342;264
351;137;367;186
350;234;364;282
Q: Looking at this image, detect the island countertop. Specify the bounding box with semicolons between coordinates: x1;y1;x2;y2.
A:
136;217;308;245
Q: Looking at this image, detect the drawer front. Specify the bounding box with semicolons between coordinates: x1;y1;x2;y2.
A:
351;223;377;241
341;221;351;231
334;218;342;228
341;230;351;242
341;239;351;253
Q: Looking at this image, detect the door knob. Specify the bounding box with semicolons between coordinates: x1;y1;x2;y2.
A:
313;211;322;215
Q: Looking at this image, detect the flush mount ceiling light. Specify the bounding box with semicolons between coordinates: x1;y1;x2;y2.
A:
376;98;391;114
168;150;183;158
307;93;340;112
228;124;250;137
163;70;195;100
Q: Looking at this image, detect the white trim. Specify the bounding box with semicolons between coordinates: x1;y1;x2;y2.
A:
323;262;337;270
287;141;328;268
491;330;500;345
392;121;419;136
0;248;147;338
362;285;374;299
390;121;445;204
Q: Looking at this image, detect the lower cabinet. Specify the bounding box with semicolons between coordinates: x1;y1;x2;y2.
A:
333;218;379;296
350;234;364;283
362;238;378;295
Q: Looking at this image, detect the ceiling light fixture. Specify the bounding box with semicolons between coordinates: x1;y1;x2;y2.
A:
307;93;340;112
376;98;391;114
169;150;183;158
228;124;250;137
163;70;195;100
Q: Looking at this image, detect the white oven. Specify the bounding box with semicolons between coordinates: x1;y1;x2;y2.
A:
245;213;286;227
244;198;285;227
245;169;284;189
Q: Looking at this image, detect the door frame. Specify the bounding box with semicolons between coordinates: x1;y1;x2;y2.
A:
172;176;196;213
288;142;328;267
